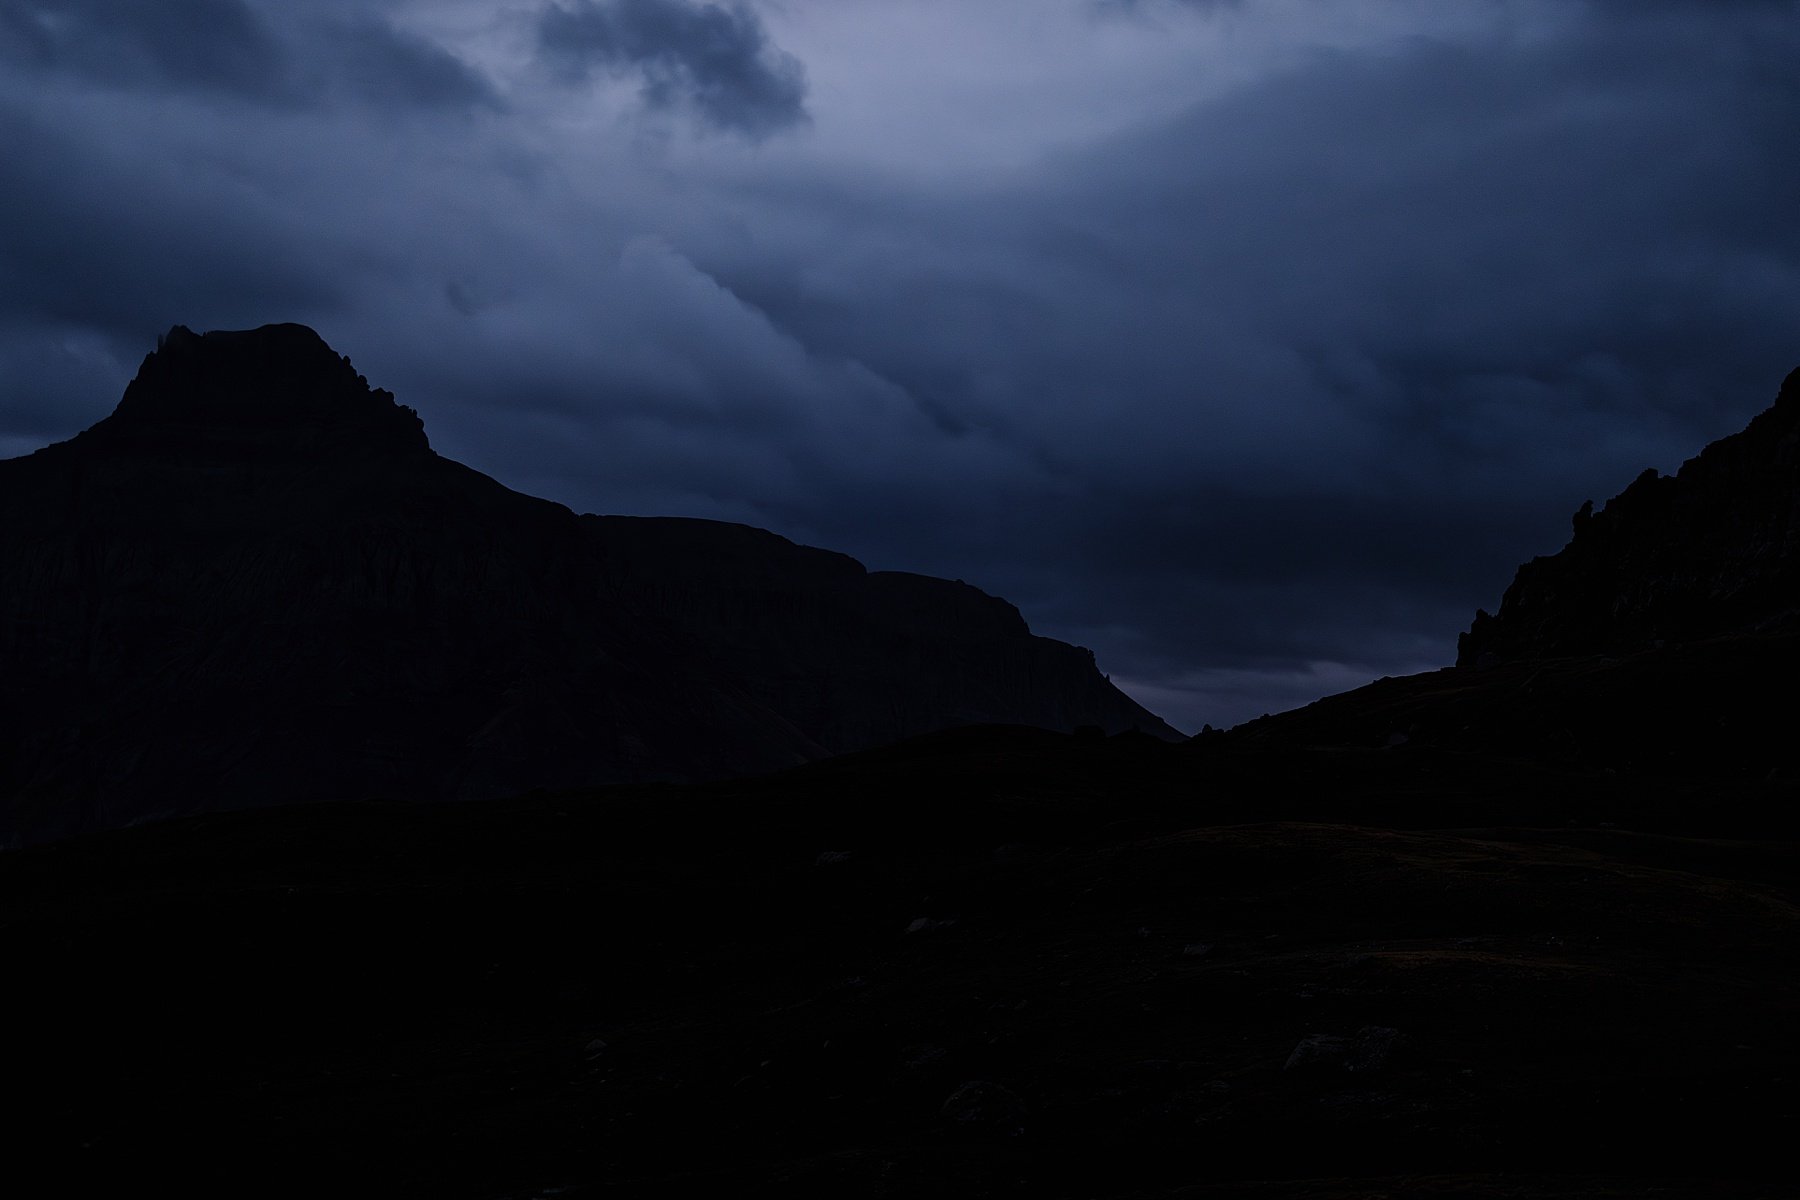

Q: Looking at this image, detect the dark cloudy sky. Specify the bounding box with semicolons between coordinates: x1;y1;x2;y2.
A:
3;0;1797;731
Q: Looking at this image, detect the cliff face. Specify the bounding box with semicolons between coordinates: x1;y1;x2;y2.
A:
0;324;1176;843
1458;366;1800;666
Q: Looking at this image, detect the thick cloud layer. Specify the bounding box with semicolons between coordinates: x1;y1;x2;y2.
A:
0;0;499;110
2;0;1796;731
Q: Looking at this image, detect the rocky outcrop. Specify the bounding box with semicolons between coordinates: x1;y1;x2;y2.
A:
0;324;1176;843
1458;366;1800;666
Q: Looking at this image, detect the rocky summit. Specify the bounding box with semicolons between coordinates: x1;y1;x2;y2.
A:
1459;366;1800;665
1216;366;1800;809
0;324;1174;843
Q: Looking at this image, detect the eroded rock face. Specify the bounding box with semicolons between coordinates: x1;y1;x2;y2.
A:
0;324;1177;843
1458;366;1800;666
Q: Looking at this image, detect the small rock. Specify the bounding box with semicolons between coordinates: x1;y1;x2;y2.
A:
906;916;957;935
814;850;854;867
940;1080;1027;1137
583;1038;609;1060
900;1042;948;1071
1284;1034;1355;1072
1283;1026;1404;1073
1182;942;1214;958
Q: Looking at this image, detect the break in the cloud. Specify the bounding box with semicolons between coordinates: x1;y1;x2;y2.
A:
536;0;808;138
0;0;1797;733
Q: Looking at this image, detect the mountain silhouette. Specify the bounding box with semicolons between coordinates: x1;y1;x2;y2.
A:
1459;366;1800;665
1208;366;1800;830
0;323;1174;842
6;356;1798;1199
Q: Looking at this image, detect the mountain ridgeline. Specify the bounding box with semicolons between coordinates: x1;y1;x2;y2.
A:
0;324;1174;843
5;343;1799;1198
1459;366;1800;665
1207;364;1800;821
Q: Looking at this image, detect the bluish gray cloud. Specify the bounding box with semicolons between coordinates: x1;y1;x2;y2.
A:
0;0;498;111
318;16;503;112
0;0;288;101
537;0;808;138
0;96;347;337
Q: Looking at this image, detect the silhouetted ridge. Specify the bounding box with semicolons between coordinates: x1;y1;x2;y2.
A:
1458;366;1800;665
0;324;1175;843
85;323;428;458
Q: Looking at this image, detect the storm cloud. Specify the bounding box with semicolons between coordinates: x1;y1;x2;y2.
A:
536;0;807;138
1;0;1796;731
0;0;288;101
0;0;498;110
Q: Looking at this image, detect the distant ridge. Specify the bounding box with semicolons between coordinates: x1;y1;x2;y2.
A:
0;324;1176;843
1217;365;1800;805
1459;366;1800;665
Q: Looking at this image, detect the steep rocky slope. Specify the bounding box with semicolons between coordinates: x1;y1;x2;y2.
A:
1459;367;1800;665
0;324;1173;842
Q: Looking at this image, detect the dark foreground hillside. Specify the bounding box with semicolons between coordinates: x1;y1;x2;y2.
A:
8;662;1797;1197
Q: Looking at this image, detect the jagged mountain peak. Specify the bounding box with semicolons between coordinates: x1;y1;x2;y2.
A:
81;323;429;457
1458;365;1800;665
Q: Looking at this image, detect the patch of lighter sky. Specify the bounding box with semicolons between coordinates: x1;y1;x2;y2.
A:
1113;655;1447;735
385;0;541;77
370;1;1557;195
753;0;1532;179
